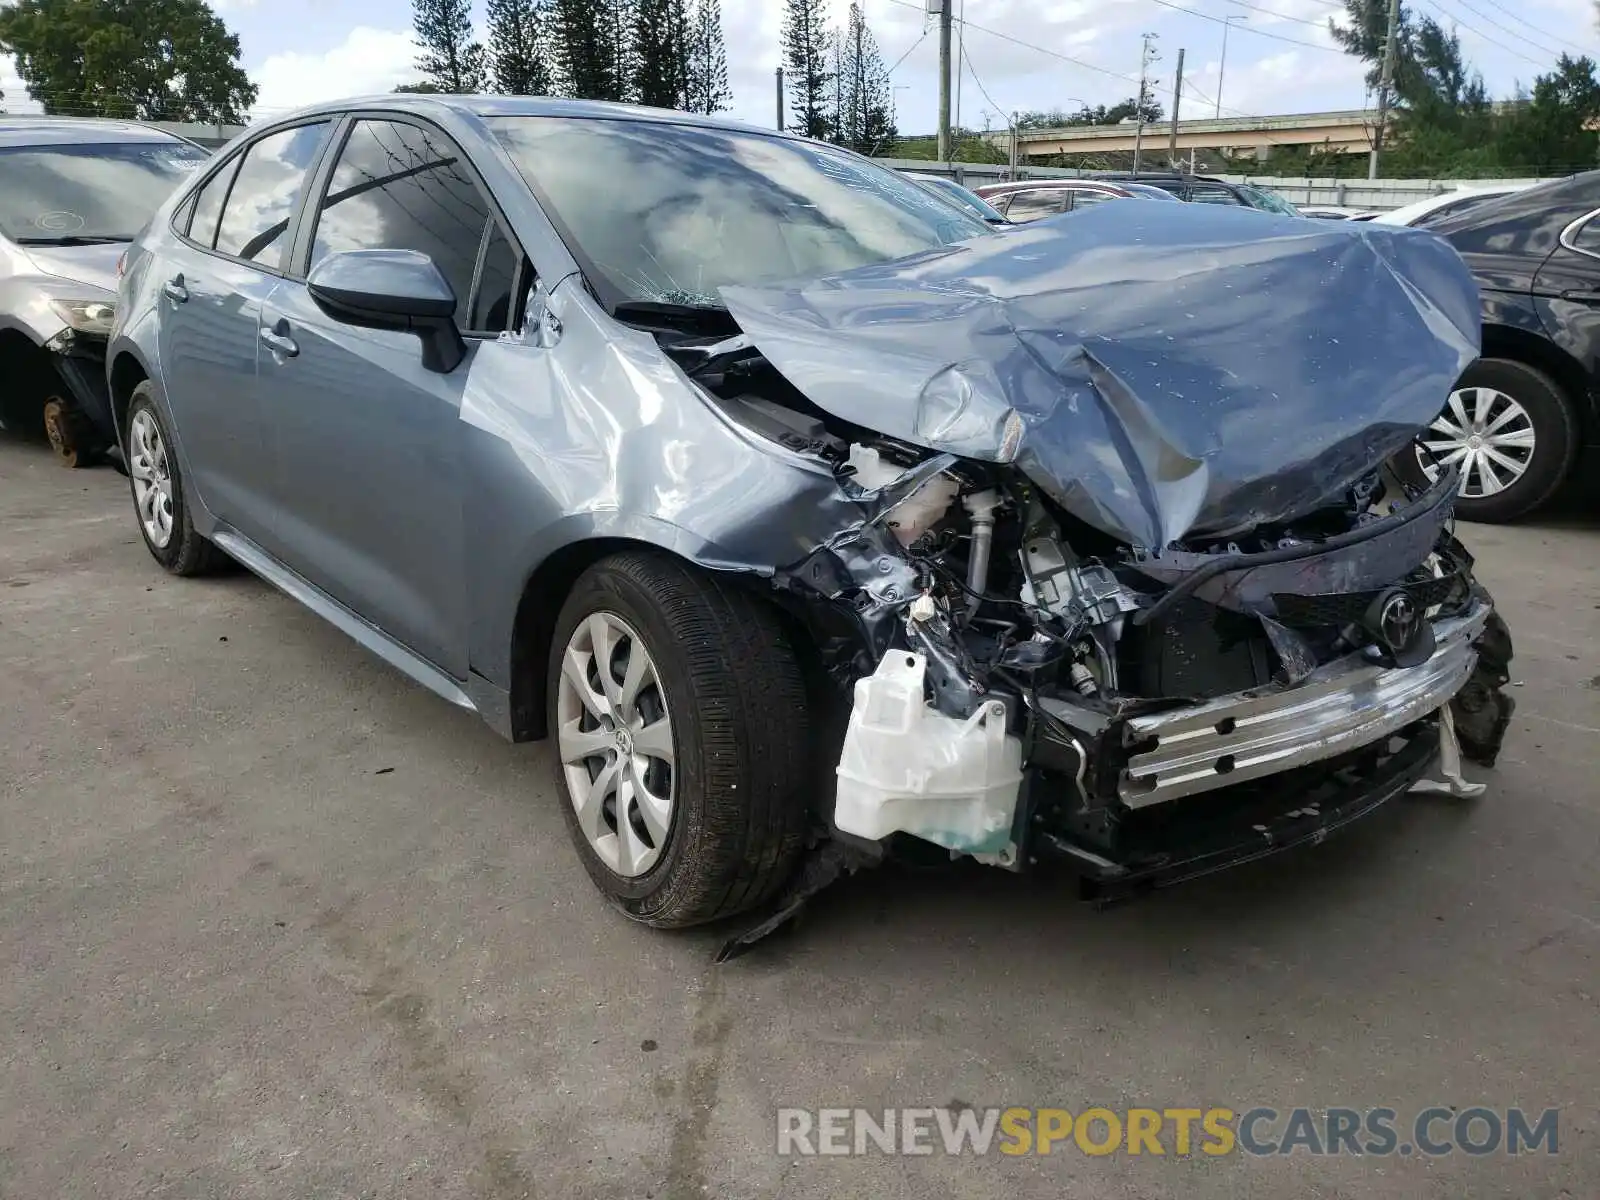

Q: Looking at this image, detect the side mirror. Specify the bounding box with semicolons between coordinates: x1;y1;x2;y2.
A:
307;249;465;373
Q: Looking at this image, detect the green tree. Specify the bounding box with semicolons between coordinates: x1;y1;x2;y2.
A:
684;0;730;113
633;0;687;108
554;0;628;99
0;0;256;122
412;0;485;93
782;0;832;139
1496;55;1600;171
486;0;553;95
835;3;894;154
1015;98;1161;130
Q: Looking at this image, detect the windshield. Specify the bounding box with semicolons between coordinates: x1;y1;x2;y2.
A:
1237;183;1301;216
490;116;992;308
908;175;1008;223
0;140;211;243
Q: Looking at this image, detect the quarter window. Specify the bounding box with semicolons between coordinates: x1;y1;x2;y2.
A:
310;119;515;332
1566;213;1600;257
214;122;332;267
186;157;239;248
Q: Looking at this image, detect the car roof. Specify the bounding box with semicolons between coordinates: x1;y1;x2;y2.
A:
978;179;1129;193
0;115;188;148
260;93;789;140
1370;183;1531;226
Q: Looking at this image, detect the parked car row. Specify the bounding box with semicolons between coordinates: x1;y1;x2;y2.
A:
0;101;1566;946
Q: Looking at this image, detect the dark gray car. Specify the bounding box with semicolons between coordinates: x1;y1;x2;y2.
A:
110;96;1514;943
0;117;210;464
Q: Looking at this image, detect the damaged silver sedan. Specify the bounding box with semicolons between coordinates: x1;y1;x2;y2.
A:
109;98;1514;945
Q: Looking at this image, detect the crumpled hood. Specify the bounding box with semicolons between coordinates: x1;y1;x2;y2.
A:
720;204;1480;547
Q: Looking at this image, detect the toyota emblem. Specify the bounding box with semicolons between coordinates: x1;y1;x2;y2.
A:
1376;590;1419;652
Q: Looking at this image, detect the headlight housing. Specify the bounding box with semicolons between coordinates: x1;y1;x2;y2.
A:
49;298;116;337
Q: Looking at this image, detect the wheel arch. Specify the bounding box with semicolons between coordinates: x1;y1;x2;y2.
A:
1478;323;1596;448
504;536;823;744
108;348;153;444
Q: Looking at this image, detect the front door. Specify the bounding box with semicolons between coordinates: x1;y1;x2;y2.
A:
256;117;521;679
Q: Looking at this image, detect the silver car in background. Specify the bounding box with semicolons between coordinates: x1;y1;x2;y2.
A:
0;117;209;464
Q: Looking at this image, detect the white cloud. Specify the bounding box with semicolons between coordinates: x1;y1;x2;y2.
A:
1;53;44;113
250;26;417;118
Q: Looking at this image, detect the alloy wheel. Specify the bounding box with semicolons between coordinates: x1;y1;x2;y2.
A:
1421;386;1536;498
555;611;676;878
128;409;175;549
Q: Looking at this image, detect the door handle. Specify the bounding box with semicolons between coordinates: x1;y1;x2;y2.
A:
162;275;188;303
1559;289;1600;304
260;325;299;358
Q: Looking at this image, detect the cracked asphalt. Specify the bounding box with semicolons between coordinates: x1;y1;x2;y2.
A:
1;429;1596;1199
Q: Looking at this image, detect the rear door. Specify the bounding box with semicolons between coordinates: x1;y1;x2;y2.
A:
257;116;523;677
153;120;333;542
1532;202;1600;384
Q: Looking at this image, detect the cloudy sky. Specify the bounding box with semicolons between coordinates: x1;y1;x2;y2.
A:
3;0;1596;133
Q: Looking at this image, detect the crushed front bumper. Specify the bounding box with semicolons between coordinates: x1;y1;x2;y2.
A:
1119;599;1490;806
1035;715;1442;899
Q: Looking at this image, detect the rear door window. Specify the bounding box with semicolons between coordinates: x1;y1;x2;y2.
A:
214;122;332;268
1188;183;1243;206
309;118;517;333
1069;189;1113;210
1001;189;1065;223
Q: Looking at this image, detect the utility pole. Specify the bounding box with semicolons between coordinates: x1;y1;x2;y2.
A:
936;0;953;162
1217;15;1245;118
1168;47;1185;165
1009;110;1019;179
954;0;966;132
1369;0;1402;179
1133;32;1158;175
776;66;785;131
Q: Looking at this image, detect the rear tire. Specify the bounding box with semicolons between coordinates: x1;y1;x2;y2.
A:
545;551;812;928
126;382;226;576
1404;358;1577;523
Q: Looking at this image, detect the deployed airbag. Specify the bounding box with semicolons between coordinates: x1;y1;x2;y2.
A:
721;204;1481;547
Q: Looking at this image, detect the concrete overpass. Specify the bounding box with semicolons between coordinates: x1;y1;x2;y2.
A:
1013;109;1377;163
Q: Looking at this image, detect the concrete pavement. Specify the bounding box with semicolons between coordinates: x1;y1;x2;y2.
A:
1;430;1595;1199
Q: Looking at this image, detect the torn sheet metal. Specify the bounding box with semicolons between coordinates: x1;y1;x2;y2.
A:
721;204;1481;548
1130;467;1458;611
1409;704;1487;797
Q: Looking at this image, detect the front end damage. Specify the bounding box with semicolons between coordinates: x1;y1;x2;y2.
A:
629;205;1513;950
0;320;116;468
778;459;1511;901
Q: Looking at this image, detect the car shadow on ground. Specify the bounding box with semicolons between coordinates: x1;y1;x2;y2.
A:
701;786;1482;970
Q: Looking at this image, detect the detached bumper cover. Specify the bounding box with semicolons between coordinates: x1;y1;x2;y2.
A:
1119;600;1490;806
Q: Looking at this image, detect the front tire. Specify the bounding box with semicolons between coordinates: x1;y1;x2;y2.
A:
545;552;812;928
1411;358;1577;523
125;383;225;576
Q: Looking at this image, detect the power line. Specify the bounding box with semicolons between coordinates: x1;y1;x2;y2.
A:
1145;0;1346;53
1425;0;1565;63
959;39;1011;128
1223;0;1335;29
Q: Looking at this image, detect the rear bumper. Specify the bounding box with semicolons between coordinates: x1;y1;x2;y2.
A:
1118;599;1489;806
